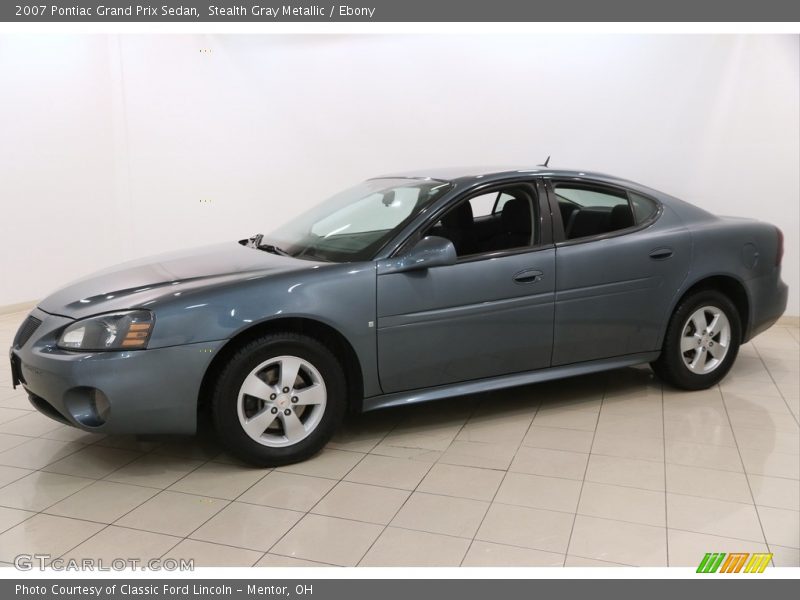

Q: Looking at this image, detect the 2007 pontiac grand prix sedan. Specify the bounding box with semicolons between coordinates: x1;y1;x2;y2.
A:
9;167;788;465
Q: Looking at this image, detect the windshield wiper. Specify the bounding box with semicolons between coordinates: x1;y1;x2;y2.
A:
241;233;264;248
239;234;290;256
258;243;290;256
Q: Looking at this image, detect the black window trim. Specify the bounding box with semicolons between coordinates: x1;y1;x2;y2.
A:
546;177;663;247
389;177;553;262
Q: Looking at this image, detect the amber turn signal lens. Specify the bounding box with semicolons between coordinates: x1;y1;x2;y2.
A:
121;321;153;348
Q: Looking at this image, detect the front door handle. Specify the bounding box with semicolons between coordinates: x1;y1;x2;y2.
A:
513;269;544;284
649;248;674;260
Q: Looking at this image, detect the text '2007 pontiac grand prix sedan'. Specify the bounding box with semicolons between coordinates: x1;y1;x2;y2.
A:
9;167;788;465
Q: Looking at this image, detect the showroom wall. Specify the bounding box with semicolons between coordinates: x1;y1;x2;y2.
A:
1;34;798;315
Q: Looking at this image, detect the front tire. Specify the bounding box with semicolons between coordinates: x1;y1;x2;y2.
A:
651;290;741;390
211;332;346;466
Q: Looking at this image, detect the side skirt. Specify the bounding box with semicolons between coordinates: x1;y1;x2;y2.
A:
362;351;661;412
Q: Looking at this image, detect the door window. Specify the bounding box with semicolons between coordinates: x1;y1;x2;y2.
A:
427;185;537;257
555;184;656;241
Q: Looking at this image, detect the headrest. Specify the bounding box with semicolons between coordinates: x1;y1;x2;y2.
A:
501;198;532;234
566;207;608;239
608;203;634;231
442;201;474;229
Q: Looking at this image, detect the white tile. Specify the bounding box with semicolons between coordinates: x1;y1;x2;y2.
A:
0;437;83;469
578;482;666;527
591;429;665;462
164;539;260;567
0;471;94;511
390;492;488;538
168;461;268;500
191;501;302;551
277;449;364;479
509;446;588;480
0;514;104;562
667;528;769;567
270;514;382;567
0;465;33;487
238;471;335;511
312;481;409;524
45;481;159;523
104;454;205;489
462;541;564;566
739;447;799;479
0;506;35;532
757;506;799;549
438;440;519;470
345;454;431;490
748;474;800;511
665;440;743;472
359;527;470;567
667;493;764;542
43;446;142;479
568;515;667;566
495;472;581;513
585;454;665;491
115;491;228;537
475;503;574;554
665;464;752;503
417;463;504;501
522;426;594;453
64;526;180;561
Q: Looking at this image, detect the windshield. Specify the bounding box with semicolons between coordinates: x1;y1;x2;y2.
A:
266;178;452;262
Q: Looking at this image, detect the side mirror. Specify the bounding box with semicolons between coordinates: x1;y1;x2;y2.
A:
378;236;457;274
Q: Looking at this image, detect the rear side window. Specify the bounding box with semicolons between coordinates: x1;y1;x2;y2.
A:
555;184;658;241
629;192;659;223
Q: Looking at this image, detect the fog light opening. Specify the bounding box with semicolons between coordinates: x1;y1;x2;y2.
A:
63;387;111;428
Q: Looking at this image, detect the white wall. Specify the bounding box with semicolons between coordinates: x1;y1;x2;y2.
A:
1;34;798;314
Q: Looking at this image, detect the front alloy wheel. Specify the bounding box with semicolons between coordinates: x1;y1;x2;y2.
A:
237;355;327;448
212;333;346;466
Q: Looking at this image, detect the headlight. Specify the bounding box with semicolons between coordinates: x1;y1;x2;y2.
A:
58;310;154;351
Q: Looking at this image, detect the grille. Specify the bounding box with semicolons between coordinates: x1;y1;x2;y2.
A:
14;316;42;348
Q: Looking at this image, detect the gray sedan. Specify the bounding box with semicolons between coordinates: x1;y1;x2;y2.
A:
9;167;788;465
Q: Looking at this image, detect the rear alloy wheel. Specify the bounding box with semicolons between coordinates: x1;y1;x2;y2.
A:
679;306;731;375
652;290;741;390
212;333;346;466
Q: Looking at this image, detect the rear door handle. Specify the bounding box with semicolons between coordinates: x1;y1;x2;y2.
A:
513;269;544;284
649;248;673;260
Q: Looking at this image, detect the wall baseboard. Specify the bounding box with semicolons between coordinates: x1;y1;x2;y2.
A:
778;315;800;327
0;301;37;316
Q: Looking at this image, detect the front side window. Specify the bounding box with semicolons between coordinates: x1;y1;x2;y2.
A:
426;185;537;257
267;178;452;262
556;184;657;241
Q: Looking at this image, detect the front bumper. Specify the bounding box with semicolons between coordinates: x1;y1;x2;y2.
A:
9;307;224;435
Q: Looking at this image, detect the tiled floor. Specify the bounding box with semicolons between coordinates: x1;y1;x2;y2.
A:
0;309;797;568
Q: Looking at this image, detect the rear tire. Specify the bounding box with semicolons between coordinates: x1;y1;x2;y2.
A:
651;289;741;390
211;332;346;467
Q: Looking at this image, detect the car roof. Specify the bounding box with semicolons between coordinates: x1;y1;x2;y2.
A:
374;166;640;188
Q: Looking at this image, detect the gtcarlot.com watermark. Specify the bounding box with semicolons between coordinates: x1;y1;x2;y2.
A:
14;554;194;571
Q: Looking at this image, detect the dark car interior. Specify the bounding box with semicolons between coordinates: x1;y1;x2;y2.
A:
424;183;658;258
556;184;642;240
426;186;537;257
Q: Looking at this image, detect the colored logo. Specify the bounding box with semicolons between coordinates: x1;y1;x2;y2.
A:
697;552;773;573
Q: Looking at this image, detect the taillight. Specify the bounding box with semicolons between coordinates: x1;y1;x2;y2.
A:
775;227;784;266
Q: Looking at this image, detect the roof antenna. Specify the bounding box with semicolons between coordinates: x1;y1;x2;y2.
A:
540;155;550;167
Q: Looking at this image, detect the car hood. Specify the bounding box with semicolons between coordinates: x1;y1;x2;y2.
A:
38;242;315;319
